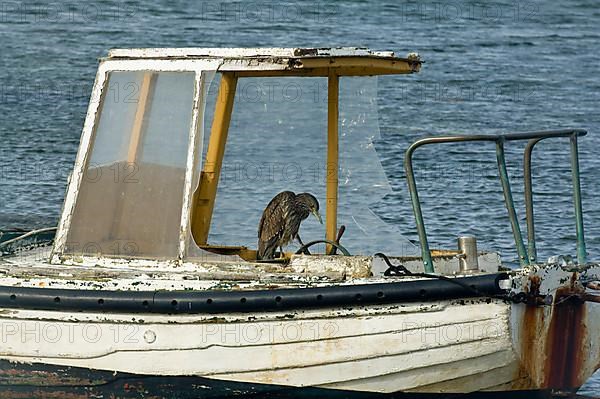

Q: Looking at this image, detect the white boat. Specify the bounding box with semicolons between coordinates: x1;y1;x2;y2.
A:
0;47;599;398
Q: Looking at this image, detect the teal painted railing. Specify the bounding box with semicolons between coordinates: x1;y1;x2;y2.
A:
404;129;587;273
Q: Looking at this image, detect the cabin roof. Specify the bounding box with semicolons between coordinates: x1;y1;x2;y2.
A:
109;47;410;59
106;47;422;77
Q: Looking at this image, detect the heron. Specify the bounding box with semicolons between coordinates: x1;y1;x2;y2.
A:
257;191;322;260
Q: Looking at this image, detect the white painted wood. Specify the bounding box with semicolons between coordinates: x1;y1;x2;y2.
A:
50;63;107;261
408;360;519;395
0;264;599;393
0;301;514;393
0;302;505;357
318;349;517;392
3;248;506;290
107;47;397;60
50;58;222;264
179;71;215;259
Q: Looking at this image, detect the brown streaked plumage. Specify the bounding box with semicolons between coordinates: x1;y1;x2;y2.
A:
257;191;322;260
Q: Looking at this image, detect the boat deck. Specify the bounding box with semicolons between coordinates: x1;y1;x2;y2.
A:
0;246;501;291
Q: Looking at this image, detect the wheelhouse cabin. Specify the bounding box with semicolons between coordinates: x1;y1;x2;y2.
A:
52;47;426;270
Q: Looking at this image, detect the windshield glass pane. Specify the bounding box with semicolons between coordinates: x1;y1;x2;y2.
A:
202;76;417;257
65;71;195;259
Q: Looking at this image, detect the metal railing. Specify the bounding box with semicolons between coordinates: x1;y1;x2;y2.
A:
404;129;587;273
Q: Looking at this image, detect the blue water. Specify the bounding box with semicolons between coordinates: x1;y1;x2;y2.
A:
1;0;600;395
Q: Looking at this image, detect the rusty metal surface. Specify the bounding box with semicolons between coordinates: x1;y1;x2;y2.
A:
515;268;600;393
545;292;587;389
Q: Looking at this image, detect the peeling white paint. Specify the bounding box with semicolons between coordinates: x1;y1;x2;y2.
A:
107;47;399;60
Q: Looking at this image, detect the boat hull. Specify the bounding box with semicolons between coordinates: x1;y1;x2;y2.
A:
0;263;598;396
0;298;521;392
0;360;560;399
0;296;597;395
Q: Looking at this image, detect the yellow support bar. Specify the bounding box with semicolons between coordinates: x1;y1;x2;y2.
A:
191;73;238;245
232;56;421;77
113;72;156;238
127;72;156;163
326;71;339;254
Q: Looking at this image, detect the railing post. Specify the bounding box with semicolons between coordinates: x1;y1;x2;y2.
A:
570;133;587;265
523;138;542;264
404;129;586;271
404;144;435;273
495;138;529;267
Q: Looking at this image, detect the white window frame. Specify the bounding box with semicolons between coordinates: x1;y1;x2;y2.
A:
51;59;221;265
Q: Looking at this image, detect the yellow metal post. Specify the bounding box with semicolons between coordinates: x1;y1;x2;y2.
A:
326;71;339;254
113;72;156;237
127;72;156;163
191;73;238;245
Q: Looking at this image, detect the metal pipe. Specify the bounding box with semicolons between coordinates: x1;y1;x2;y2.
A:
502;128;587;141
404;143;435;273
404;129;587;273
404;135;499;274
458;236;479;272
570;133;587;265
495;139;529;266
523;138;543;264
523;131;588;265
191;73;238;245
326;71;340;255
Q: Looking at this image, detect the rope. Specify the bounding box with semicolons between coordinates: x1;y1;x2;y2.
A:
374;252;489;297
374;252;537;304
373;252;565;306
0;227;57;249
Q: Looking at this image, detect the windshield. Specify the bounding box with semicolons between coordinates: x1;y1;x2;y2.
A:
201;75;417;257
62;69;417;262
65;71;196;259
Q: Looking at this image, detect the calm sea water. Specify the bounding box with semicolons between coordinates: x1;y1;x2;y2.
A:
1;0;599;395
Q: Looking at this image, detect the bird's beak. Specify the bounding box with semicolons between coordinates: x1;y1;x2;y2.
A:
313;210;323;224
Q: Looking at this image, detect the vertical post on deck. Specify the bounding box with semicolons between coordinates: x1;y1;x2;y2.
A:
570;133;587;265
326;71;339;254
496;139;529;267
191;72;238;245
404;141;435;273
523;138;542;264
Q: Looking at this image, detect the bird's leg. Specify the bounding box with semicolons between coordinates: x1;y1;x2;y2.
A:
279;246;285;259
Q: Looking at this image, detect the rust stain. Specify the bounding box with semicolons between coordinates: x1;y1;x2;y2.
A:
543;282;587;390
516;301;542;389
517;273;588;391
583;293;600;303
515;275;545;389
527;275;541;297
